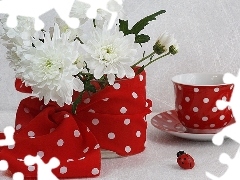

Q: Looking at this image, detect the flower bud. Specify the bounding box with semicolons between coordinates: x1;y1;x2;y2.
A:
169;44;179;55
153;42;166;55
154;32;178;55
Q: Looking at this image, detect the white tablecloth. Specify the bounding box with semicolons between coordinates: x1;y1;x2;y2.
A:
0;112;238;180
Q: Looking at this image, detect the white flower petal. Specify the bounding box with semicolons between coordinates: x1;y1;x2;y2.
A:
94;64;105;79
107;74;116;85
123;65;135;78
73;78;84;92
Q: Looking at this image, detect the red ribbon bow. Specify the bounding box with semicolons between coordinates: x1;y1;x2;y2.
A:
0;71;151;178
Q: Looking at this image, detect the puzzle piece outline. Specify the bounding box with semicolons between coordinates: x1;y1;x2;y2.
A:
0;126;24;179
0;0;123;31
206;70;240;179
24;155;60;180
0;126;15;146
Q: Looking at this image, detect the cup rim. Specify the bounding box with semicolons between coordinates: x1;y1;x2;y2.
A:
171;73;231;86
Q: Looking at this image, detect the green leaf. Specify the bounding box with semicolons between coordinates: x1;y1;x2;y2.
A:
135;34;150;44
131;10;166;35
119;19;131;35
84;81;96;93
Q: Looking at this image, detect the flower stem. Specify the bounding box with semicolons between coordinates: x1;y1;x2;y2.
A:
132;52;155;68
72;90;85;114
144;52;171;68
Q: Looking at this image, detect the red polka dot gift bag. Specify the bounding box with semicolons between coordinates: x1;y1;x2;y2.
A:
0;70;152;178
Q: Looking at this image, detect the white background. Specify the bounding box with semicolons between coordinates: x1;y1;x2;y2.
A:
1;0;240;113
0;1;240;179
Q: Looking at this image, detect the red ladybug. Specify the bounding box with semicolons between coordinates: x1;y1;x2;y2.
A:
177;151;195;169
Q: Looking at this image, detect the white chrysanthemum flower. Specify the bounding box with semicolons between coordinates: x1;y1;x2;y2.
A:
82;24;138;85
19;23;84;106
0;17;37;73
5;17;36;47
153;32;178;55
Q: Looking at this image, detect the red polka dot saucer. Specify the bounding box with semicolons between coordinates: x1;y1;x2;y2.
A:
151;110;235;141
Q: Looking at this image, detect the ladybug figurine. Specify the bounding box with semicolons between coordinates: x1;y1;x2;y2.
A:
177;151;195;169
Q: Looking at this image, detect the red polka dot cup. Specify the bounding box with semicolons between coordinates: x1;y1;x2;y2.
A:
172;73;234;134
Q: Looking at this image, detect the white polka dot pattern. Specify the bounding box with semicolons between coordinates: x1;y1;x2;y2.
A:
83;147;89;153
108;132;115;139
185;97;190;102
210;124;215;128
136;131;141;137
193;107;199;112
60;166;67;174
173;83;233;130
214;88;219;92
203;98;209;103
222;96;227;101
92;119;99;125
57;139;64;146
125;146;131;153
28;131;35;137
84;98;90;104
37;151;44;158
50;128;55;133
124;119;130;125
132;92;138;99
212;107;218;112
74;130;81;137
91;168;99;175
24;108;30;113
16;124;22;130
194;88;199;92
102;98;109;101
219;115;225;120
64;114;69;118
8;144;15;149
113;83;120;89
202;117;208;121
94;144;100;149
120;107;127;114
28;166;35;172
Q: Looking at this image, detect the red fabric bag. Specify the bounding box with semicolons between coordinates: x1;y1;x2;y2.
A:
0;70;152;178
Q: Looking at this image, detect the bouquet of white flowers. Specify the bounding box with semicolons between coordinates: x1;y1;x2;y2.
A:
0;1;178;113
0;2;180;178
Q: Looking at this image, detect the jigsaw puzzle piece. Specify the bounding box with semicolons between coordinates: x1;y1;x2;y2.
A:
55;0;79;29
12;172;24;180
5;15;18;29
205;153;231;180
0;160;8;171
0;0;79;30
77;0;123;29
207;141;240;180
24;155;60;180
0;126;15;146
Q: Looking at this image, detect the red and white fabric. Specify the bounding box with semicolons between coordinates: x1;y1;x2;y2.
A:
0;71;151;178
